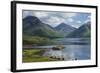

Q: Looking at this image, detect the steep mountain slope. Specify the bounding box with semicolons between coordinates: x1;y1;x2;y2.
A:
23;16;63;38
55;23;76;36
67;22;91;38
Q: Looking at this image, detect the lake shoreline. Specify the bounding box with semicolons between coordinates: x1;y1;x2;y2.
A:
23;38;91;63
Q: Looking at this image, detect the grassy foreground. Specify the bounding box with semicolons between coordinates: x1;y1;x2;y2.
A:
22;49;50;63
23;49;65;63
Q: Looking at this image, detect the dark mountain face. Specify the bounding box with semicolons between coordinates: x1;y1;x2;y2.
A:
67;22;91;38
55;23;76;36
23;16;63;38
23;16;43;29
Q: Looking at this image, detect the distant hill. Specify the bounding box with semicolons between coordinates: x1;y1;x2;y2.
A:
67;22;91;38
23;16;63;38
55;23;76;36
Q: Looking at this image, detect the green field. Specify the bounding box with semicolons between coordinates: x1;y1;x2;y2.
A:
23;49;50;63
23;35;57;46
23;49;64;63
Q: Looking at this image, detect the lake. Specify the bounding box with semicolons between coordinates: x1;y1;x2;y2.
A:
23;38;91;61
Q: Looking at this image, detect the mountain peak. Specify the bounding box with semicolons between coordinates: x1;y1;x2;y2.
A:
67;21;91;38
23;16;62;38
24;16;38;20
58;23;69;27
60;23;67;25
55;23;76;36
57;23;76;29
23;16;43;28
23;16;41;23
55;23;76;29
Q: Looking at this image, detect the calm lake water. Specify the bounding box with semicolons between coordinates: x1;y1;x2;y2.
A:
43;38;91;60
24;38;91;61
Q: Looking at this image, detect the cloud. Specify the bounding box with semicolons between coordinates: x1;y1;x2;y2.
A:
32;11;77;19
46;17;60;24
23;11;50;18
76;20;81;24
35;12;77;27
87;15;91;19
62;13;77;18
84;19;90;23
84;15;91;23
23;11;33;18
31;11;77;27
23;10;88;28
33;12;49;18
43;16;65;27
67;18;74;22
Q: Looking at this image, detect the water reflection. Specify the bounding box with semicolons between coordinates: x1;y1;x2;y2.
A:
43;38;91;61
24;38;91;61
43;44;90;61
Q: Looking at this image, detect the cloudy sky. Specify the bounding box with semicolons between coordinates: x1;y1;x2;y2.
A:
23;10;91;28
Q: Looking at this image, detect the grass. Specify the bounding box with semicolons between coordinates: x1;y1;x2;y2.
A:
22;49;49;63
23;56;49;62
23;49;65;63
23;35;56;46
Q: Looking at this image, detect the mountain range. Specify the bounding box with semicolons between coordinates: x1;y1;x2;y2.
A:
55;23;76;36
67;22;91;38
23;16;63;38
23;16;91;38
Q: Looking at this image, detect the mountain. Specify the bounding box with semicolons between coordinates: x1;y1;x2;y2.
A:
67;22;91;38
23;16;63;38
55;23;76;36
